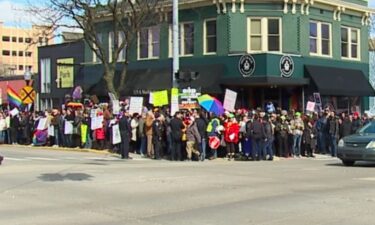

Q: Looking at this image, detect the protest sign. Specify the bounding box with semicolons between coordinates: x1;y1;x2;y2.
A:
306;101;316;112
37;118;48;130
152;90;169;107
112;100;120;115
91;116;104;130
149;92;154;104
10;108;19;116
48;125;55;137
112;124;121;145
223;89;237;112
171;88;179;115
129;97;144;115
81;124;88;144
64;121;73;134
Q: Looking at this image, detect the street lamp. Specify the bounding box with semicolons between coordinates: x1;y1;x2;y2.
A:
24;68;32;86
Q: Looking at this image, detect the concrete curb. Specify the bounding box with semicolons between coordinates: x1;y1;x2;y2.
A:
1;144;116;156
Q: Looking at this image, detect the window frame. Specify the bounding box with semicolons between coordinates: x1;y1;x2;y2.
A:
109;31;126;62
168;21;195;57
137;25;161;60
203;18;217;55
309;20;332;58
92;33;103;63
247;17;282;54
341;26;360;61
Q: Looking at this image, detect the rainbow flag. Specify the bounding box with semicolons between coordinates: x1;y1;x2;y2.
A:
7;85;22;107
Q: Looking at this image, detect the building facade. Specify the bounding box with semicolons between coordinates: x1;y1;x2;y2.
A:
38;40;85;110
0;22;52;76
84;0;374;112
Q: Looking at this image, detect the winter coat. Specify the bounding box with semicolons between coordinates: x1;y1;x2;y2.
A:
170;117;184;141
263;121;273;140
196;117;208;139
145;114;154;136
250;119;264;140
351;118;362;134
224;121;240;143
340;119;352;138
186;122;201;143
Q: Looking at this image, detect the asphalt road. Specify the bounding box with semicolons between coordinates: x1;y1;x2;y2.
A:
1;146;375;225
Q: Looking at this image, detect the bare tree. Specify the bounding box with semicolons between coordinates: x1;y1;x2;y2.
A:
26;0;164;97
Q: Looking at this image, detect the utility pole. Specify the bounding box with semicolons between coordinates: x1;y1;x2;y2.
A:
172;0;179;88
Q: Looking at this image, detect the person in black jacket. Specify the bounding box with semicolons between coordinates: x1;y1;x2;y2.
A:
339;114;352;139
10;113;20;145
328;111;339;157
119;110;132;159
169;111;184;161
152;112;163;160
250;114;264;160
195;111;208;161
262;115;274;160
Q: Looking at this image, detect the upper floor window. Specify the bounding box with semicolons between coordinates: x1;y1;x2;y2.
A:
25;38;32;43
93;33;103;63
12;37;17;42
40;58;51;94
169;22;195;57
247;18;281;53
2;50;10;56
18;37;23;43
341;26;359;60
204;19;217;54
138;25;160;59
26;52;32;57
309;21;331;57
109;31;126;62
2;36;10;42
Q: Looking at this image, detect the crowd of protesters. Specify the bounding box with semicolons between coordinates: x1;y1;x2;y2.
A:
0;99;371;163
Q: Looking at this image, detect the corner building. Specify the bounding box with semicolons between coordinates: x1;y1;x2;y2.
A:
85;0;374;112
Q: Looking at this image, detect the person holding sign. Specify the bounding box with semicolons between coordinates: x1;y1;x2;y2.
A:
119;110;132;159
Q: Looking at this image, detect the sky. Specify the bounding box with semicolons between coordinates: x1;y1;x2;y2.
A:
0;0;375;27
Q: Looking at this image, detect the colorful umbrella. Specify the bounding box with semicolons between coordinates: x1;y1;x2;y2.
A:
198;94;224;116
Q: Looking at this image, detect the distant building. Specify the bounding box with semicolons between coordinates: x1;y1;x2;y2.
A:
85;0;375;112
61;31;84;43
0;22;53;77
38;40;85;110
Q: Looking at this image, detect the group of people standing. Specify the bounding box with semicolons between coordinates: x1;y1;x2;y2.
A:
0;100;369;164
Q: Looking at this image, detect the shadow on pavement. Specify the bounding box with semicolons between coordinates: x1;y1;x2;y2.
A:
38;173;94;182
326;162;375;167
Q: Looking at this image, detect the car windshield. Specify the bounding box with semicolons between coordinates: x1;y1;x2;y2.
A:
358;122;375;134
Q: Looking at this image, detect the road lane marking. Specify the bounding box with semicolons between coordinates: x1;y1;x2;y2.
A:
26;157;60;161
4;157;30;161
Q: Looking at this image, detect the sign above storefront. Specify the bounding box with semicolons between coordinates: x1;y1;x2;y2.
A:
280;55;294;78
238;54;255;77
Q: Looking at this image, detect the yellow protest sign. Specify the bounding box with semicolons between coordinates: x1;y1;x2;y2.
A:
57;58;74;88
81;124;88;144
152;90;169;107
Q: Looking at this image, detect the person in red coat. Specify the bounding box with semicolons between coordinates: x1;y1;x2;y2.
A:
224;114;240;160
95;112;106;150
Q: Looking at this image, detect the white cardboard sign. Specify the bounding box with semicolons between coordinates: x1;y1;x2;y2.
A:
223;89;237;112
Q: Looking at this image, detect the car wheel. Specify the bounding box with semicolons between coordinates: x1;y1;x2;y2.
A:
342;160;355;166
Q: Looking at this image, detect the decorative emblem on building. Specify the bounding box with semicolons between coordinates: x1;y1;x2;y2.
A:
238;54;255;77
280;55;294;78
